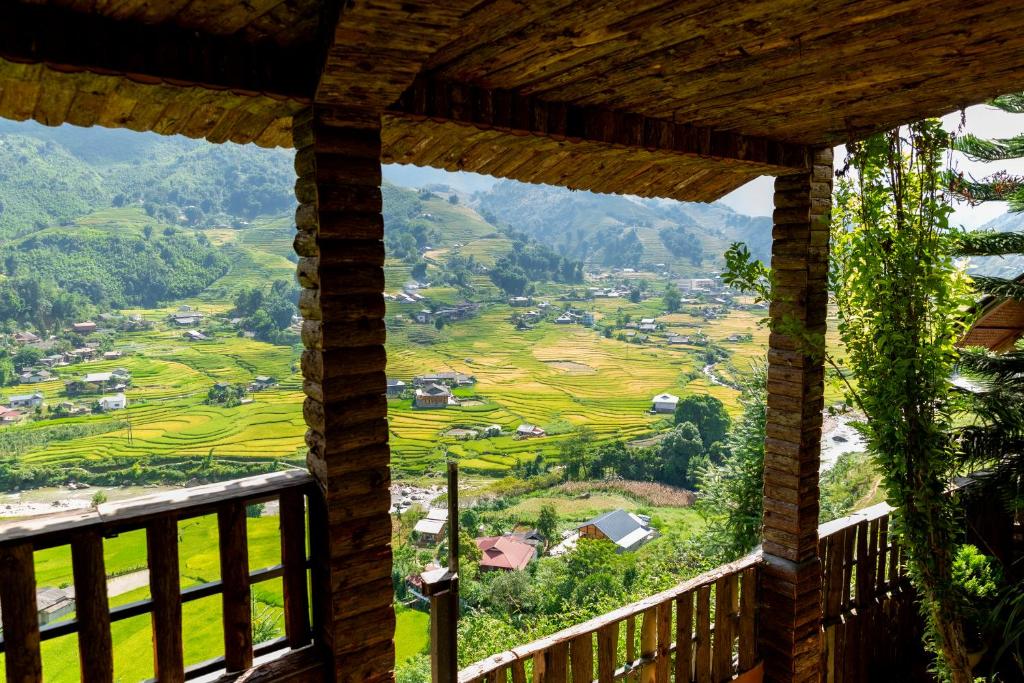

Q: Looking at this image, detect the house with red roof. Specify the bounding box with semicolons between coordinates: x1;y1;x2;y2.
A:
475;535;536;572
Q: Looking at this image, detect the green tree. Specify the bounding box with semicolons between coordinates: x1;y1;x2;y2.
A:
663;284;681;313
673;395;730;449
536;504;559;546
832;121;973;681
657;422;705;487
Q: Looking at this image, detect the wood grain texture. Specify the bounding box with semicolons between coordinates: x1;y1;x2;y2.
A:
219;501;253;672
71;531;114;683
148;516;184;683
0;542;42;683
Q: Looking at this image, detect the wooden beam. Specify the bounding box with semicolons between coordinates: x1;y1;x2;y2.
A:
71;531;114;683
0;2;315;102
0;542;42;683
390;76;810;172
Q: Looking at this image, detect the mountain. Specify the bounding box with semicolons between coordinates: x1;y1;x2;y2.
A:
473;181;772;274
966;212;1024;278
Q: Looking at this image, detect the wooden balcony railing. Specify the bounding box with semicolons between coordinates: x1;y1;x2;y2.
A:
458;554;762;683
0;469;321;682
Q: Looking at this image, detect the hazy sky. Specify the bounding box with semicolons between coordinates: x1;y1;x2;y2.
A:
718;103;1024;228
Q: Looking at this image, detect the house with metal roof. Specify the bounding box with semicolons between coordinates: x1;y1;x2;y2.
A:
578;509;658;553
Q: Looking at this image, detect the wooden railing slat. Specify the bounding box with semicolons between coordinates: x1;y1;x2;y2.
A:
695;586;711;683
639;607;657;683
711;575;735;683
71;530;113;683
510;660;527;683
876;516;889;593
148;516;185;683
597;622;618;683
675;592;693;683
545;641;568;683
0;541;42;683
219;500;253;672
655;601;671;683
738;567;757;671
626;615;636;680
279;488;310;648
855;520;870;607
569;633;593;683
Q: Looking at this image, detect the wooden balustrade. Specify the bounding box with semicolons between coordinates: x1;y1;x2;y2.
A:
458;554;762;683
0;469;320;682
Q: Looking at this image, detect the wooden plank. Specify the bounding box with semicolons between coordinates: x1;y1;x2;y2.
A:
675;592;694;683
655;601;671;683
737;567;757;671
280;488;311;647
855;520;870;608
597;622;618;683
639;607;657;683
510;660;527;683
545;642;568;683
712;575;735;682
71;530;113;683
695;586;712;683
569;633;593;683
824;529;845;620
0;542;42;683
626;615;637;681
877;516;888;592
219;501;253;672
148;516;184;683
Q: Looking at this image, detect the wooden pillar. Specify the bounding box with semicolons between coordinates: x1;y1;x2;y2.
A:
293;105;395;682
759;147;832;683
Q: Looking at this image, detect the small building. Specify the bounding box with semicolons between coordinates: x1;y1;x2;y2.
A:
554;313;574;324
414;383;451;408
386;379;407;397
72;321;97;335
651;393;679;414
639;323;657;332
184;330;208;341
667;335;690;345
70;347;97;360
475;535;536;571
19;369;52;384
36;587;76;626
582;312;595;326
515;424;545;439
8;392;43;409
97;393;127;411
103;350;123;360
0;406;24;424
12;331;40;344
250;376;278;391
413;309;433;324
578;509;657;553
413;509;449;544
413;372;474;387
508;296;531;307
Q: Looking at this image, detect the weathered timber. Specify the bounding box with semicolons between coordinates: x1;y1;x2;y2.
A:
148;516;185;683
219;501;253;672
71;531;114;683
0;542;42;683
280;488;312;648
292;105;394;681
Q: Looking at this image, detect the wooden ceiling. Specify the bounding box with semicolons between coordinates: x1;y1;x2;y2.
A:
961;297;1024;352
3;0;1024;200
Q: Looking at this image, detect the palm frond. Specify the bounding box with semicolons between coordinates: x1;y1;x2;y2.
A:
954;133;1024;162
971;275;1024;301
950;230;1024;257
947;170;1024;205
990;93;1024;114
958;349;1024;380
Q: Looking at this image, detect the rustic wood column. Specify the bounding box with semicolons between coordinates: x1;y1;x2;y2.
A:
760;147;832;683
293;106;395;682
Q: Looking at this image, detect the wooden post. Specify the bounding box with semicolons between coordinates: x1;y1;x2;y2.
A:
0;542;42;683
759;147;832;683
218;501;252;672
71;531;114;683
293;105;395;682
148;516;184;683
428;463;460;683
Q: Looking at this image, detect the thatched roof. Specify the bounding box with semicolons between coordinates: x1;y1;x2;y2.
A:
4;1;1024;200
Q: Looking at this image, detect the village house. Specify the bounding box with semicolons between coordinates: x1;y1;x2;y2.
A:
69;347;97;362
71;321;97;335
639;322;658;332
413;508;448;545
386;379;406;397
249;376;278;392
412;371;475;387
0;406;24;424
508;296;531;307
666;335;690;345
35;587;75;626
184;330;209;341
475;535;536;572
12;331;40;344
413;309;433;324
8;392;43;410
18;368;52;384
515;424;545;439
651;393;680;414
414;383;451;409
582;311;595;326
38;354;65;368
97;393;127;412
578;509;658;553
103;350;123;360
